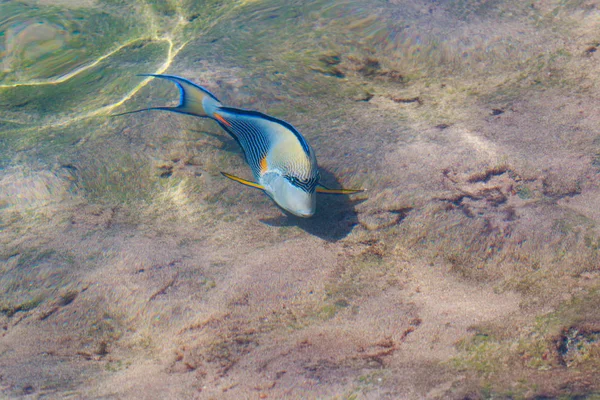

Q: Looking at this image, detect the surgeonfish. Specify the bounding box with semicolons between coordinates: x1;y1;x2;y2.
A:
119;74;364;217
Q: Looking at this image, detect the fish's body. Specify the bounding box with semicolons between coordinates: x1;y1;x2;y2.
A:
213;106;320;217
120;74;362;217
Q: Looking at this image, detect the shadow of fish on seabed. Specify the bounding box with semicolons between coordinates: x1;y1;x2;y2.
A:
116;74;366;221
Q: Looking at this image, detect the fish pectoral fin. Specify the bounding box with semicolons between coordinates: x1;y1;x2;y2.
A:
221;172;265;190
316;184;366;195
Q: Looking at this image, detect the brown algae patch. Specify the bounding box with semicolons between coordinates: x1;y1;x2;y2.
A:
452;288;600;398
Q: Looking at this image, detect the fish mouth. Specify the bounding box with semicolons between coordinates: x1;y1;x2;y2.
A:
288;208;314;218
265;176;316;218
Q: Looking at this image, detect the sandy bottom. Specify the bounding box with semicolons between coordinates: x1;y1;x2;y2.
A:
2;0;600;399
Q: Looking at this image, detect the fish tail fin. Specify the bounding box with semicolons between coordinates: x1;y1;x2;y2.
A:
115;74;222;118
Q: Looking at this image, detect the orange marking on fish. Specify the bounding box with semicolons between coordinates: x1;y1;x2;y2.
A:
260;156;268;174
214;113;231;127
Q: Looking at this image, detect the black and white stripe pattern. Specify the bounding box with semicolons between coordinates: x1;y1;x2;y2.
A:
221;115;271;178
213;107;319;193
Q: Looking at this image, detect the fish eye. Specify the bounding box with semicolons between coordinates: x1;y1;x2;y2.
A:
285;175;318;192
286;176;305;184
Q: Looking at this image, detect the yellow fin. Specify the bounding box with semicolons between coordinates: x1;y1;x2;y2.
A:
221;172;265;190
316;185;365;195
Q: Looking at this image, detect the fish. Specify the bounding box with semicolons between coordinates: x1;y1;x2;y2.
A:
118;74;364;217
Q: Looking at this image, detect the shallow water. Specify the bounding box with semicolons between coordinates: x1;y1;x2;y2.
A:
2;0;600;398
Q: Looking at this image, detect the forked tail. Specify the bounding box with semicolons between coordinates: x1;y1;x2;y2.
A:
114;74;222;118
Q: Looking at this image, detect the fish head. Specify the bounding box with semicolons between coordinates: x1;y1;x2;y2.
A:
263;172;317;218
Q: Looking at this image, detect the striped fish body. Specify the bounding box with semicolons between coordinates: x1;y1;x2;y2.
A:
214;107;320;217
131;74;320;217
